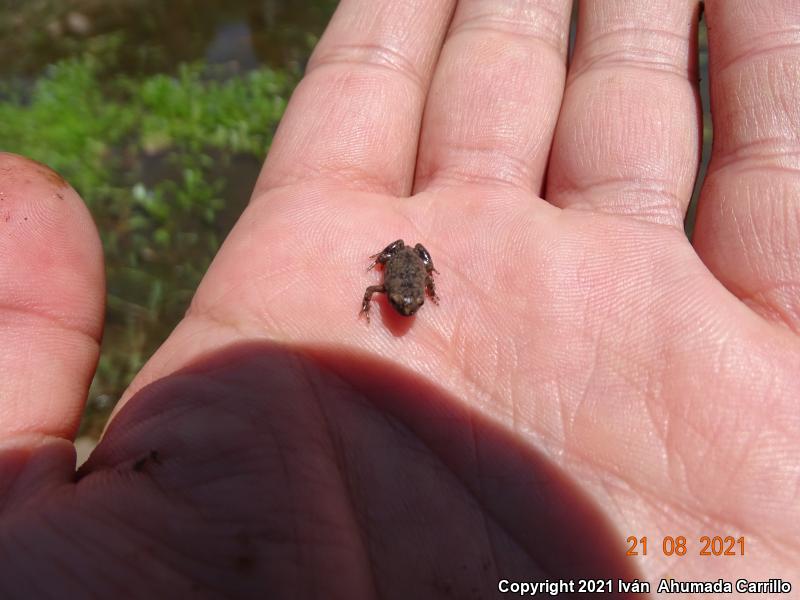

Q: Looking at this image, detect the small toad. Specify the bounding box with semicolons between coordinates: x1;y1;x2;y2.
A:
360;239;439;322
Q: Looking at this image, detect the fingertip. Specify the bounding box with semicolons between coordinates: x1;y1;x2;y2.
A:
0;153;105;438
0;152;104;339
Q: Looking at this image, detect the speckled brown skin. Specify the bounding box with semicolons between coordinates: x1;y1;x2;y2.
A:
360;239;439;321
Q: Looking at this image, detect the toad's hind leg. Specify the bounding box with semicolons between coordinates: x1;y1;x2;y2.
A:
360;284;386;322
368;239;404;271
415;243;439;274
425;275;439;305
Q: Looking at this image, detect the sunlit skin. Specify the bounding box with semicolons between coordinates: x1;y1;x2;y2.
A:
0;0;799;596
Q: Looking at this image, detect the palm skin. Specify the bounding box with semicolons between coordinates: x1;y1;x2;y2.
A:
1;1;799;598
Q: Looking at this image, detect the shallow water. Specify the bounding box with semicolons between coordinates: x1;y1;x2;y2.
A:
0;0;336;77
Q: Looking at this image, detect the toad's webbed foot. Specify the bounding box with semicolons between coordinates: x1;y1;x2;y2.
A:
425;275;440;305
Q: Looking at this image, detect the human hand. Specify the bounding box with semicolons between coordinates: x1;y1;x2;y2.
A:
1;0;798;596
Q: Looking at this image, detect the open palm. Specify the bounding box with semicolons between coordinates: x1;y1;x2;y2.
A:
2;1;799;597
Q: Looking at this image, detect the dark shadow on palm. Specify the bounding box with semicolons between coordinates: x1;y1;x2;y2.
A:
7;341;646;598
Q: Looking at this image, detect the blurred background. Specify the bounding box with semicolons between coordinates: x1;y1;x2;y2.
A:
0;2;710;451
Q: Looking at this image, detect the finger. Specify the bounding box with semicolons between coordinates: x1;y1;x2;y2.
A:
693;0;800;332
0;154;104;438
546;0;701;227
413;0;573;195
254;0;456;198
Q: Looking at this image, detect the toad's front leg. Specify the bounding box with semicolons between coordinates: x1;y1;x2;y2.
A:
425;275;439;305
360;284;386;322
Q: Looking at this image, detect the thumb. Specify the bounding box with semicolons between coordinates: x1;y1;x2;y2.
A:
0;153;104;501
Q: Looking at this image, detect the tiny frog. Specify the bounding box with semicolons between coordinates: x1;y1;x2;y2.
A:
360;239;439;322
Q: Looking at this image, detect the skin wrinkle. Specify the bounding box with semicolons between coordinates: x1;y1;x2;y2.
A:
570;53;693;81
272;162;413;197
540;375;566;452
415;164;532;192
568;23;696;82
698;482;798;567
111;377;243;462
550;82;697;220
462;0;566;33
775;62;798;105
709;138;800;172
701;160;800;330
266;135;417;197
568;338;598;449
453;336;500;417
448;285;533;421
707;413;753;502
637;485;741;554
594;477;639;537
738;279;800;304
81;510;224;595
407;436;545;581
156;372;324;589
469;414;501;589
299;362;380;600
661;395;689;502
685;396;784;532
310;359;548;584
0;454;31;517
568;258;724;510
21;529;87;600
741;188;765;263
643;470;772;571
550;178;686;225
445;301;513;416
574;25;689;57
35;512;146;597
778;57;800;117
713;27;800;75
726;163;800;178
505;337;525;425
711;69;800;156
742;293;800;335
307;43;428;96
449;21;565;58
576;422;698;529
0;305;96;350
427;74;553;144
41;511;133;594
711;186;754;264
452;0;568;45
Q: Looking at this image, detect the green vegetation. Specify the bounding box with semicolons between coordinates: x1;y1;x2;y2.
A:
0;44;298;434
